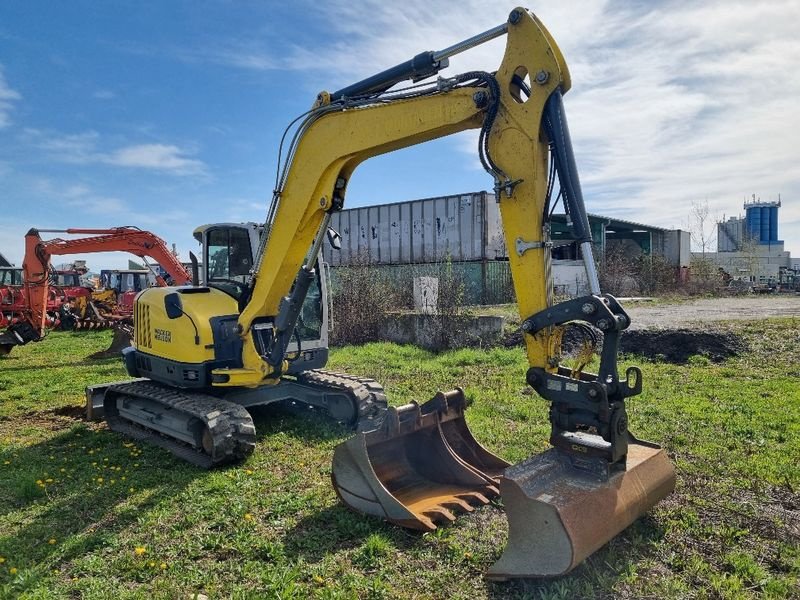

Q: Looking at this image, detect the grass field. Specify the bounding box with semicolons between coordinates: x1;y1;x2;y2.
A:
0;320;798;599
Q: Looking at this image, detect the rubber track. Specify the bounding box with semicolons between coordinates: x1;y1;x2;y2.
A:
296;369;389;432
104;380;257;469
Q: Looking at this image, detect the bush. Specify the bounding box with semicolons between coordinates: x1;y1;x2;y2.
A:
329;255;399;345
329;255;474;349
598;243;683;296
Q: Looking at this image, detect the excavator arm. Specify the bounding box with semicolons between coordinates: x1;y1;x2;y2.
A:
222;10;570;388
0;227;191;353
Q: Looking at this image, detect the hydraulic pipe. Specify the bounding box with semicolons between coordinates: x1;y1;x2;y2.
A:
543;89;601;295
266;213;332;368
330;21;508;101
431;23;508;63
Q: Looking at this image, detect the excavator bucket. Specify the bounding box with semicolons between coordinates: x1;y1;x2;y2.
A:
332;388;509;531
487;437;676;579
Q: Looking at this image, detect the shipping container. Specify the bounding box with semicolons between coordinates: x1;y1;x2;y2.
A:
323;192;506;266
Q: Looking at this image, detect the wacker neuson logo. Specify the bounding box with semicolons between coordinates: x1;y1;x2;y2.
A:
154;328;172;343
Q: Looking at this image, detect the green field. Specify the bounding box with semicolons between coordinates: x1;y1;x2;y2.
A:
0;321;798;599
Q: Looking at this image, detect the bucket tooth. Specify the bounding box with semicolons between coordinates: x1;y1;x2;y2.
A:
438;498;476;512
454;491;492;504
422;507;457;523
487;438;676;579
332;389;507;531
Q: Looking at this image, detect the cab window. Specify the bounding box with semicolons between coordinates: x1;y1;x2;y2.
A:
207;228;253;283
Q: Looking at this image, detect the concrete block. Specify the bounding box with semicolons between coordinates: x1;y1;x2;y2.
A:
413;276;438;314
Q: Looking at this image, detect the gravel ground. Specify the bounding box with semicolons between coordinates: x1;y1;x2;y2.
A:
624;295;800;330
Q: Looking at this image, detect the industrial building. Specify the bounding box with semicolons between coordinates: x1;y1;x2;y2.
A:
701;196;796;286
323;191;690;302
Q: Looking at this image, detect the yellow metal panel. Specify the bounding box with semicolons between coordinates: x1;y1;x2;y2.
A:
134;287;238;364
489;12;568;370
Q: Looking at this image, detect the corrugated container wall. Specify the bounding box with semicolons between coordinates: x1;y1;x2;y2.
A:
323;192;505;266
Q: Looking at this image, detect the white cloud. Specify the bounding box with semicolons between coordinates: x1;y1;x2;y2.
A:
22;130;207;176
93;89;116;100
0;64;21;128
222;197;269;222
105;144;205;175
24;129;101;161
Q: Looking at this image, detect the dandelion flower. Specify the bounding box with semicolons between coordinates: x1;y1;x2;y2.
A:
0;556;5;563
36;479;43;485
96;477;103;483
244;513;254;521
128;487;135;493
45;478;53;483
48;538;56;545
134;546;146;556
160;563;167;570
3;460;9;465
9;567;17;575
148;561;155;567
245;469;254;475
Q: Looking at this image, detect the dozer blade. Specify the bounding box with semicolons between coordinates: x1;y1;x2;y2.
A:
487;437;676;579
87;324;132;360
332;388;509;531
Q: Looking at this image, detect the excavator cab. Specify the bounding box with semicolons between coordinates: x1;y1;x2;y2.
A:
193;222;330;373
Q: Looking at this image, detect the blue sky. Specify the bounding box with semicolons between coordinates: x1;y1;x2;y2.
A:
1;0;798;269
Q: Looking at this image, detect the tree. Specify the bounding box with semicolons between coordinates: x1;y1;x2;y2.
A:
688;199;717;256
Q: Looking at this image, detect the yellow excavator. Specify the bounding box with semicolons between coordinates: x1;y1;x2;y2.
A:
87;8;675;578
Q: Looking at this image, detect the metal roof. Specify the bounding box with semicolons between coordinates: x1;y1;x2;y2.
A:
0;252;12;267
551;212;669;233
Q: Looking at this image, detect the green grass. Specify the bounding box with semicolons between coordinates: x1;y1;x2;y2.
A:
0;321;798;599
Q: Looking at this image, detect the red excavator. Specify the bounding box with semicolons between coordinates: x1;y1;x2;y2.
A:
0;227;192;356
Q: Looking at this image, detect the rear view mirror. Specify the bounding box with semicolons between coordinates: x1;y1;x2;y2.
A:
327;227;342;251
164;292;183;319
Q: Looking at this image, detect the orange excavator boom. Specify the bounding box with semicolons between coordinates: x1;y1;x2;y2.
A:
0;227;192;354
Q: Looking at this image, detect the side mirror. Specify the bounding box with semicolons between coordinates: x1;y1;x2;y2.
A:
327;227;342;251
164;292;183;319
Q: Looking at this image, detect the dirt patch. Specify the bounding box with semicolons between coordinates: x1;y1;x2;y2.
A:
502;326;746;364
620;328;747;363
0;404;87;431
51;405;88;420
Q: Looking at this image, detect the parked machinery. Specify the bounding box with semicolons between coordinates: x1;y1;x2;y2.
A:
86;8;674;578
0;227;192;355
